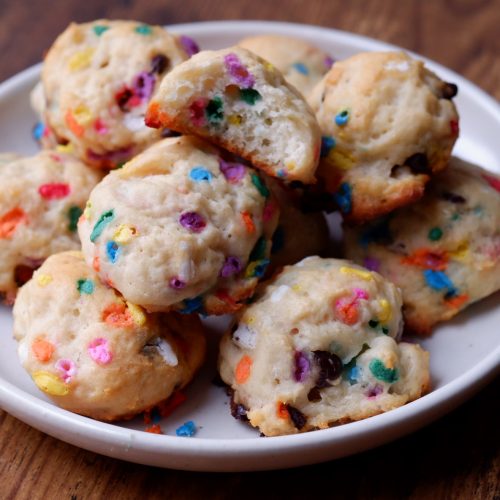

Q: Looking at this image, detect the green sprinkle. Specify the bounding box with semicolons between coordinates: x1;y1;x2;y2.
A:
206;97;224;124
239;88;262;105
428;227;443;241
67;206;83;232
451;213;460;221
135;24;153;35
76;278;94;295
382;327;389;335
90;209;115;242
369;359;398;383
249;237;267;261
251;174;269;197
368;319;379;329
93;25;109;36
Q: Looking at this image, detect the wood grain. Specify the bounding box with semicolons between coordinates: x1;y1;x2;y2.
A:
0;0;499;498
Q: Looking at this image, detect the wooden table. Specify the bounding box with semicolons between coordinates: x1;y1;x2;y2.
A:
0;1;498;497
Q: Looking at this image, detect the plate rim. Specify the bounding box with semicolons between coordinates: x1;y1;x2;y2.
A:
0;19;499;470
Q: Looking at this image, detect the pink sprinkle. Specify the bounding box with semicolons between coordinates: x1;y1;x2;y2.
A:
189;98;208;127
354;288;369;300
263;200;276;222
55;359;76;383
88;338;113;365
38;183;71;200
483;174;500;193
224;53;255;88
219;159;246;183
94;118;108;134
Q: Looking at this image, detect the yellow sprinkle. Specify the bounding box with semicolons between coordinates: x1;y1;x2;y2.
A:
72;105;92;125
32;371;69;396
68;48;95;71
449;242;469;262
36;274;53;287
126;301;146;326
57;143;74;154
340;266;373;281
113;224;137;244
263;61;275;72
83;201;92;220
327;149;355;170
378;299;392;322
291;284;302;292
245;316;255;325
227;115;242;125
285;161;296;172
245;262;259;279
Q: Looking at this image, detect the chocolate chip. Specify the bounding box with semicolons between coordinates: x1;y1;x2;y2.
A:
441;82;458;100
115;87;133;112
441;191;466;204
286;405;307;430
313;350;343;388
404;153;430;175
150;54;170;75
307;387;322;402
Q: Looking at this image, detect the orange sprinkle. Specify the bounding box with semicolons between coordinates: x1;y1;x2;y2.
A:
335;298;359;325
0;207;27;239
158;391;187;418
92;255;100;272
445;294;469;309
277;401;289;419
65;109;85;137
215;289;237;306
401;248;448;271
145;424;162;434
32;339;55;363
145;101;170;128
241;211;255;233
235;355;252;384
102;302;134;328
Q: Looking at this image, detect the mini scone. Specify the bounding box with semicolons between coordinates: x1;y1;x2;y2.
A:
219;257;430;436
267;179;329;271
0;150;102;301
13;251;206;421
36;20;192;168
237;34;333;97
344;157;500;335
145;47;322;184
78;136;280;314
308;51;459;223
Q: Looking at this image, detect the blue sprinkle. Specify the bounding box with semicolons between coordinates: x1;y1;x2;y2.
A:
277;168;287;178
32;121;45;141
180;296;204;314
76;278;95;295
292;62;309;75
106;241;121;263
271;225;285;254
189;166;213;182
335;109;350;126
333;182;352;214
175;420;197;437
423;270;456;296
252;259;270;278
348;366;361;385
320;136;336;157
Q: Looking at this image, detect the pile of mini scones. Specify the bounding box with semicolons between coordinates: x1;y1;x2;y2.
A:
1;20;499;437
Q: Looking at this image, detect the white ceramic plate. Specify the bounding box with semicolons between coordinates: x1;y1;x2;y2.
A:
0;20;499;472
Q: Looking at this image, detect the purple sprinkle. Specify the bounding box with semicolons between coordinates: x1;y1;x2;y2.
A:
294;351;310;383
219;159;246;183
169;277;186;290
180;35;200;57
365;384;384;399
132;71;156;100
179;211;206;233
220;256;243;278
363;256;380;272
224;53;255;88
324;55;335;69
